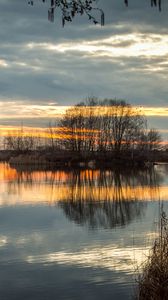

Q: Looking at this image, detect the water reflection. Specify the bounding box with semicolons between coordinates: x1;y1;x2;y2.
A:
59;169;163;229
26;245;150;275
0;163;168;300
0;163;166;229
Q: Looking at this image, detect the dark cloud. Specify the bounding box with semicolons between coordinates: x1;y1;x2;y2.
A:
0;0;168;133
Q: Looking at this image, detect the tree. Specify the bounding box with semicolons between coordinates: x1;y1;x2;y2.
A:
28;0;161;26
4;129;36;152
59;98;146;154
46;122;62;150
97;99;145;153
136;128;162;152
146;128;162;151
59;104;90;152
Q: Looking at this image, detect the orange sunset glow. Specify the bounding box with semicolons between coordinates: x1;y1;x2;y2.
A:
0;164;167;206
0;105;168;142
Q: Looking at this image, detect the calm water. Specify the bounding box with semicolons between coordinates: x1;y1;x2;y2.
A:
0;162;168;300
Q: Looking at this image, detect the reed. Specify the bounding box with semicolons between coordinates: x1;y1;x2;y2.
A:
137;211;168;300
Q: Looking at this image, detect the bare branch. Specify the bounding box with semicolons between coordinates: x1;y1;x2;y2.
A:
28;1;162;26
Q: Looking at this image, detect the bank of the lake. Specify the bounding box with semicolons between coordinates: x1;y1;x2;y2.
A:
1;149;168;169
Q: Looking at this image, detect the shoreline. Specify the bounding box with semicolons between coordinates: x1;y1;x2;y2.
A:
1;150;168;170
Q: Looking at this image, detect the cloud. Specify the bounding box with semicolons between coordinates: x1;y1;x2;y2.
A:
0;0;168;133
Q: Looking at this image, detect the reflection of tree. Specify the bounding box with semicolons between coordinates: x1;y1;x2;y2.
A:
60;195;143;229
7;170;33;196
59;168;162;229
5;164;164;229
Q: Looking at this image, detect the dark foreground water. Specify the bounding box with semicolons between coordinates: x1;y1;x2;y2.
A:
0;162;168;300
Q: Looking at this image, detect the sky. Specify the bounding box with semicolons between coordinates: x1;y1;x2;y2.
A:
0;0;168;140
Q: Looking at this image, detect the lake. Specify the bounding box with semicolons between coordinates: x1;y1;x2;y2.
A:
0;162;168;300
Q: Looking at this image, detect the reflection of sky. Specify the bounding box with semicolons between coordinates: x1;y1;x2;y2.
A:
26;245;151;274
0;204;160;270
0;163;168;206
0;163;168;299
0;202;164;300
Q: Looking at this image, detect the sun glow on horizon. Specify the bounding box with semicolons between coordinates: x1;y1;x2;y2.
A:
0;100;168;119
0;103;168;142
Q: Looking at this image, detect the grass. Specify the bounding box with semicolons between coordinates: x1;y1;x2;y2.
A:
136;211;168;300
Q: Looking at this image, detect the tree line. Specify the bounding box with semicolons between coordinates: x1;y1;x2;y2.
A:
4;98;162;155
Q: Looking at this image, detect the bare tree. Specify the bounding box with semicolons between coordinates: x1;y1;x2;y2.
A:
100;100;145;153
4;129;37;152
146;128;162;151
60;105;86;152
136;128;162;152
59;98;147;154
46;122;62;151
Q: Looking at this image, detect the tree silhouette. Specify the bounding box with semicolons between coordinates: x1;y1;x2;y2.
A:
59;98;147;154
28;0;162;26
